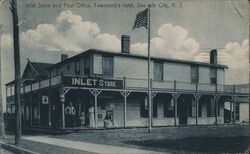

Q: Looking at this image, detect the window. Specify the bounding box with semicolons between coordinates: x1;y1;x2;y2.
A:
75;59;80;74
198;101;202;117
164;99;174;117
189;99;196;117
154;62;163;81
56;67;61;75
103;56;113;78
140;96;148;118
84;56;90;75
210;68;217;84
191;65;199;83
153;100;157;118
207;98;215;117
235;103;240;121
67;64;70;70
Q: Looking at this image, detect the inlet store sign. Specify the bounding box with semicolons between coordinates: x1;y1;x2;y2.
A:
62;76;124;89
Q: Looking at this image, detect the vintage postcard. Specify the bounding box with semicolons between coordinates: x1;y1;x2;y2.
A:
0;0;249;153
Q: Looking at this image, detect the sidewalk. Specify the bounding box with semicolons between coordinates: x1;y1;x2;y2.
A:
23;136;165;154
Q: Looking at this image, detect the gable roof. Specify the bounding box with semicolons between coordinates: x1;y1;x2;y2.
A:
47;49;228;70
22;61;54;79
29;62;53;76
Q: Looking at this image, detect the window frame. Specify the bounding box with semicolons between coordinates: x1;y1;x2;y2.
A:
154;61;163;81
235;103;240;121
189;99;196;117
75;59;80;75
210;67;217;84
207;98;215;117
153;99;158;118
164;98;175;118
84;56;91;76
140;96;149;118
102;56;114;78
191;65;199;83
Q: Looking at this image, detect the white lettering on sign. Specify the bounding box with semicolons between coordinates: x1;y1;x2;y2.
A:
71;78;118;88
87;79;92;86
99;80;104;86
104;81;116;87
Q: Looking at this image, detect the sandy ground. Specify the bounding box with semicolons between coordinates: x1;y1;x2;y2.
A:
2;124;249;154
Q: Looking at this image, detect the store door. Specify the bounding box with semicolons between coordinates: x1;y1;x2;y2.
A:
178;98;188;125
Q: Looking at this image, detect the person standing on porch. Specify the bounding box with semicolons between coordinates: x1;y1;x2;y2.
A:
65;102;76;128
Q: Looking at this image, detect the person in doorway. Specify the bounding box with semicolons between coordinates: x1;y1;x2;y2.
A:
79;112;85;127
104;110;114;128
65;102;76;127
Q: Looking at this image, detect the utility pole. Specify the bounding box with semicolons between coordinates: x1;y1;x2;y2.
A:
147;7;152;133
0;24;6;141
10;0;21;145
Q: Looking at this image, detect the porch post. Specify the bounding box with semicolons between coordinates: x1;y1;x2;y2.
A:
194;93;201;125
89;89;102;128
62;102;65;128
59;87;70;129
120;91;131;128
38;94;41;126
171;92;180;126
230;99;233;124
48;92;51;127
232;96;236;125
214;95;220;125
151;92;157;127
174;98;177;126
48;102;51;127
94;95;97;128
30;94;33;126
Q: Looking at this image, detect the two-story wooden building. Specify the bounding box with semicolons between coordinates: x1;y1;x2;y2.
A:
5;35;249;130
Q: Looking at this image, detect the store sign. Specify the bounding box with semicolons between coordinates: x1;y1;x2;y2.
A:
62;76;123;89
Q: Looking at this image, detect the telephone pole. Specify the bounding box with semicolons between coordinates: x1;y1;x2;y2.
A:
10;0;22;144
0;24;6;141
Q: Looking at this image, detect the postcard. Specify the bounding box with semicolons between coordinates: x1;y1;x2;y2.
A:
0;0;249;153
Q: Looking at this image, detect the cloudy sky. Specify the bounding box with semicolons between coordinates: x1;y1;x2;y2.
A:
0;0;249;97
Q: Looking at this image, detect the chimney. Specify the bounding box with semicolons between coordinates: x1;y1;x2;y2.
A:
210;49;217;64
121;35;130;53
61;54;68;61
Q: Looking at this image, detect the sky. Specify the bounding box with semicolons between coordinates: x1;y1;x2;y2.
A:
0;0;249;109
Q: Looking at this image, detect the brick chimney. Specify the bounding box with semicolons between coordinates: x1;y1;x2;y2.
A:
61;54;68;61
210;49;217;64
121;35;130;53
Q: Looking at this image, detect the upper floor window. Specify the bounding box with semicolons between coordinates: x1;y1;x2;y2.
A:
84;56;90;75
154;62;163;81
67;64;70;70
102;56;113;78
75;59;80;75
191;65;199;83
56;67;61;75
210;68;217;84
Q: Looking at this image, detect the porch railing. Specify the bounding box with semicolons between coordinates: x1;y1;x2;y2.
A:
6;74;249;96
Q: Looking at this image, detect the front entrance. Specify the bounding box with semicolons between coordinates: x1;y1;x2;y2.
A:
178;97;188;125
